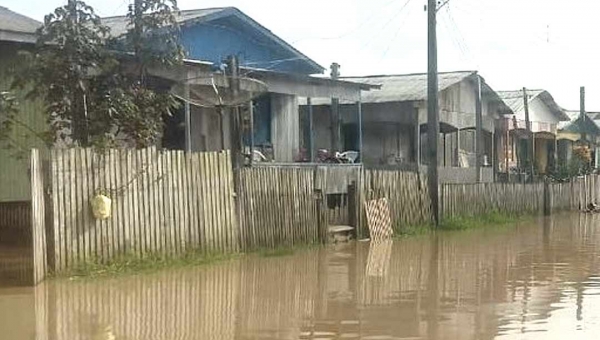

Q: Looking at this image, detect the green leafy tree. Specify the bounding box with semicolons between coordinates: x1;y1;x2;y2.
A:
11;0;183;149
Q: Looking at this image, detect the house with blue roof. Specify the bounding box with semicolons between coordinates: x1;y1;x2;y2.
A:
102;7;373;162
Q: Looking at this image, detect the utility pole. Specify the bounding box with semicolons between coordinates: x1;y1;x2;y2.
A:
580;86;586;143
523;87;534;181
227;55;243;172
475;75;483;182
427;0;440;225
133;0;143;76
330;62;341;153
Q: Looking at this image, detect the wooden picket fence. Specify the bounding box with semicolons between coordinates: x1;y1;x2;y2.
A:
361;170;432;237
441;182;545;218
237;167;324;250
50;147;238;272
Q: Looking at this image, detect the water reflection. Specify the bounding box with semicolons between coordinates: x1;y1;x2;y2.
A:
2;213;600;339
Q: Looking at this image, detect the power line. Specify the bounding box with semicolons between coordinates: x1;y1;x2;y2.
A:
355;0;414;53
290;0;404;43
378;0;415;61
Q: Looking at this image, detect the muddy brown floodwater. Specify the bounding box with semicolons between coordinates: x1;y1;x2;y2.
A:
2;213;600;339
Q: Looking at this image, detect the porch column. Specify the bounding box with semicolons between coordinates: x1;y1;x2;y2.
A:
307;97;315;162
554;136;558;169
184;83;192;153
456;128;461;167
271;93;299;162
414;107;421;168
249;100;255;166
357;93;363;161
443;133;447;167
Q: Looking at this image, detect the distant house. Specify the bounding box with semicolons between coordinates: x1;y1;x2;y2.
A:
0;7;46;202
497;90;569;175
557;111;600;167
307;71;512;183
101;7;375;162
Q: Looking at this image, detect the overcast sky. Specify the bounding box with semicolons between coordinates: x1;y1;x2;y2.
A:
4;0;600;110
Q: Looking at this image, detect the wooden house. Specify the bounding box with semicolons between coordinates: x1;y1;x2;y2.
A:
497;90;570;175
0;7;45;202
102;7;376;163
307;71;512;183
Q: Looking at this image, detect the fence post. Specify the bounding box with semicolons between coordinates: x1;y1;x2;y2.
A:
543;179;551;216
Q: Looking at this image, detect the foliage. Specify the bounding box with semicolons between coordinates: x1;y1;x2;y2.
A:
549;145;593;182
10;0;183;150
0;91;26;158
53;250;239;279
395;223;433;237
123;0;185;77
439;211;520;231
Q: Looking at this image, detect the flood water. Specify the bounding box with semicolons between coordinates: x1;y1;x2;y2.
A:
3;213;600;339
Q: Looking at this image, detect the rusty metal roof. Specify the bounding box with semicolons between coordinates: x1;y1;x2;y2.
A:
497;90;570;121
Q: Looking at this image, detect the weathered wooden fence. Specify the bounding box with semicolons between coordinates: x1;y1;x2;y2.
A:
440;175;600;219
441;182;545;218
50;147;238;271
31;149;48;284
361;170;432;237
237;167;323;250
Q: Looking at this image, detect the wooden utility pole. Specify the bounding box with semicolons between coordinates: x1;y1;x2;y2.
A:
580;86;586;142
330;62;341;153
523;87;534;180
427;0;440;225
475;75;483;182
227;55;243;171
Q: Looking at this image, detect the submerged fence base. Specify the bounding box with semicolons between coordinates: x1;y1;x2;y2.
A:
15;144;600;279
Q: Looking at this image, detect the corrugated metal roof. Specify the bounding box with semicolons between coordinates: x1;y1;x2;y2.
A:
101;7;226;37
497;89;570;121
0;6;40;34
309;71;514;116
342;71;477;103
559;110;600;135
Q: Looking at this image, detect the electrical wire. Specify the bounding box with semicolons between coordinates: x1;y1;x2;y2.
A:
291;0;402;43
378;0;415;62
355;0;414;53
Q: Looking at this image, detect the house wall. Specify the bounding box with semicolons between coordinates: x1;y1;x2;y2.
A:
180;16;317;75
557;139;573;164
189;106;231;152
535;138;550;173
513;97;560;125
0;42;47;202
305;78;503;168
271;94;299;162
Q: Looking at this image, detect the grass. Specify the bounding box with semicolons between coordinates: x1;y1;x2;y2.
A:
438;211;523;231
51;243;323;280
395;223;434;237
51;250;240;279
394;211;535;236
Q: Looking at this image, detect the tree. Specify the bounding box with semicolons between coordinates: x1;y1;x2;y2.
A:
10;0;183;149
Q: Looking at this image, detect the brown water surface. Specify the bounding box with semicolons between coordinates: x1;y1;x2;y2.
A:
2;213;600;339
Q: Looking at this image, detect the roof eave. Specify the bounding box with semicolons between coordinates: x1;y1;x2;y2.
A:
0;29;36;44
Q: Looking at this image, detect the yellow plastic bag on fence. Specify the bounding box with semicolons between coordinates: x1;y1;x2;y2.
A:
91;194;112;220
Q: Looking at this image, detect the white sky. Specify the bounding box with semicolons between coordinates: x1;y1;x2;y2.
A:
4;0;600;110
